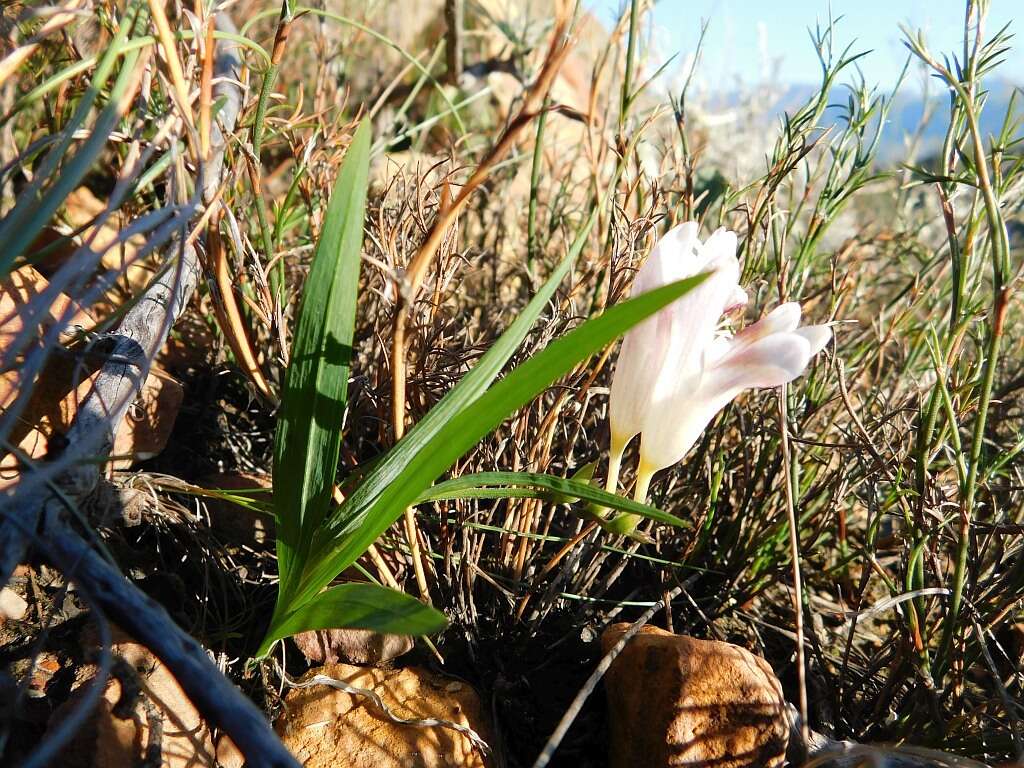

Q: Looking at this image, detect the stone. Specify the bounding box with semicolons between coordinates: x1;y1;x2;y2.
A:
0;587;27;621
215;733;245;768
293;628;414;666
601;623;788;768
27;652;62;700
60;186;152;310
0;265;183;487
50;636;216;768
109;366;184;469
275;663;491;768
0;264;94;345
201;472;275;546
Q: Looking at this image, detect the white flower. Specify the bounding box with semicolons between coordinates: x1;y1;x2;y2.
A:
605;222;831;528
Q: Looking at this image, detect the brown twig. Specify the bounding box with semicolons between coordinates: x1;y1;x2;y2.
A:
206;207;276;401
444;0;464;84
146;0;196;151
779;385;810;749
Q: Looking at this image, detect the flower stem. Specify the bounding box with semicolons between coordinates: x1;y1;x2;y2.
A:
604;459;655;536
633;461;655;505
605;433;626;496
590;433;626;524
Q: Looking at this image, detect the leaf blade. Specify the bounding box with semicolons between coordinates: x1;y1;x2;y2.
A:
264;583;448;647
289;272;709;615
416;471;689;528
273;119;371;601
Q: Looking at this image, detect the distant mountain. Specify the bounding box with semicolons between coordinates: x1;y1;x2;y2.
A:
769;79;1021;166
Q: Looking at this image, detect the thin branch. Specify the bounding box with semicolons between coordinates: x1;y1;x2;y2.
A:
444;0;464;84
0;12;299;767
46;514;297;767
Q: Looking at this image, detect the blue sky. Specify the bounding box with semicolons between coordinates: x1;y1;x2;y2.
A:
587;1;1024;90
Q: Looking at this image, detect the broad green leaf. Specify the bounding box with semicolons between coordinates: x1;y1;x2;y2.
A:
263;583;448;647
273;119;370;600
415;471;689;528
282;272;709;624
271;208;595;623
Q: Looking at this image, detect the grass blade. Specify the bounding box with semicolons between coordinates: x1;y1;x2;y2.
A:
417;471;689;528
263;583;448;647
273;119;370;600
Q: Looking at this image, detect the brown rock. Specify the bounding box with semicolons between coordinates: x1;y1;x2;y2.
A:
111;366;184;469
293;628;414;666
215;733;245;768
601;624;788;768
27;652;63;699
276;663;491;768
51;637;215;768
61;186;153;311
0;265;183;487
202;472;275;546
0;263;94;344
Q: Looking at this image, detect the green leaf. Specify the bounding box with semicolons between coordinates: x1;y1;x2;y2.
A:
417;471;688;528
283;271;709;624
273;119;370;601
270;209;594;621
549;462;597;505
263;583;448;647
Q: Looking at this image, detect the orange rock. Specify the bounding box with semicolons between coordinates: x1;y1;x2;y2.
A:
0;265;183;487
601;624;788;768
276;663;491;768
51;637;216;768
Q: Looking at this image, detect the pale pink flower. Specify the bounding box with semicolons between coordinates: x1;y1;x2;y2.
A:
605;222;830;527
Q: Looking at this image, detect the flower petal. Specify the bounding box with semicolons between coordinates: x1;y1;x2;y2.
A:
638;390;724;473
611;222;703;443
639;324;829;471
609;309;674;444
611;223;748;472
795;324;832;356
651;241;740;401
698;228;738;271
704;333;813;395
632;222;700;295
731;302;802;350
726;285;749;313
